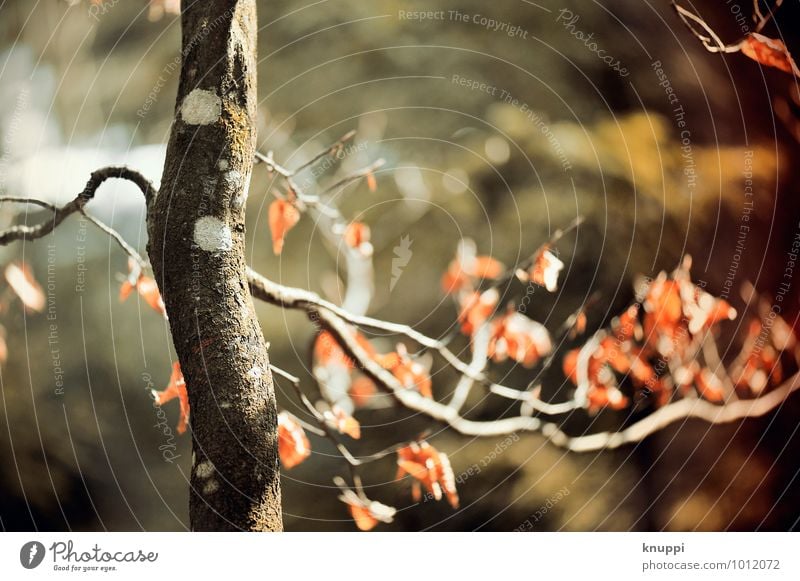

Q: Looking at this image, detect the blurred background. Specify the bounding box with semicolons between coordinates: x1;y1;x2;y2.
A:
0;0;799;531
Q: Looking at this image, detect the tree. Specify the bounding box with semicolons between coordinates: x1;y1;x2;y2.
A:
0;0;798;532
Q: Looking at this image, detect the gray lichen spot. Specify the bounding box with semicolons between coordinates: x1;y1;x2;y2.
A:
217;159;229;171
202;480;220;495
181;88;222;125
232;172;251;209
195;460;215;479
193;216;233;253
224;169;242;188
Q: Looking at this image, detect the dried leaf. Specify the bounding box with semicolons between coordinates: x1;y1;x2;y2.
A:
336;479;396;531
457;289;499;336
695;369;725;403
119;261;166;317
518;248;564;292
586;383;628;414
343;222;373;256
324;405;361;439
314;328;375;369
136;277;167;317
269;198;301;255
472;256;504;279
740;33;800;76
119;280;135;302
441;244;504;294
147;0;181;22
365;171;377;192
375;346;433;398
488;312;552;367
349;376;377;408
278;412;312;469
0;325;7;364
5;262;45;312
396;441;459;508
152;362;190;434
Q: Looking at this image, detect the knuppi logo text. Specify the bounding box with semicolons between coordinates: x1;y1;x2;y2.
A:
20;540;158;571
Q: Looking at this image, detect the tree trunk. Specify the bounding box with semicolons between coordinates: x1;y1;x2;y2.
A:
147;0;282;531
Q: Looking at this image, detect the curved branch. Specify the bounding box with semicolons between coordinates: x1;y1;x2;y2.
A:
672;0;784;53
0;166;154;247
248;268;800;451
0;196;147;269
248;267;488;381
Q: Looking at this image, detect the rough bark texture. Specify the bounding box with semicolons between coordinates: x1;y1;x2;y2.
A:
147;0;282;531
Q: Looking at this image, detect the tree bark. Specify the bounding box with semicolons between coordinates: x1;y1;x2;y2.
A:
147;0;282;531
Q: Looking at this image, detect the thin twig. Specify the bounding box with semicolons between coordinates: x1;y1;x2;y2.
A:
321;159;385;195
0;167;153;269
672;0;784;53
292;130;357;175
302;300;800;448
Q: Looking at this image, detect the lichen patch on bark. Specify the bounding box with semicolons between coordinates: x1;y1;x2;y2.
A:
195;460;215;479
193;215;233;252
181;88;222;125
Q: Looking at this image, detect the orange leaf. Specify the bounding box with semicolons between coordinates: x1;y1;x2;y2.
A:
586;383;628;414
136;276;167;317
314;328;376;369
278;412;312;469
376;346;433;398
613;305;641;342
349;505;379;531
695;369;725;403
488;312;552;367
325;405;361;439
269;199;301;255
119;262;166;317
520;248;564;292
314;330;352;368
337;481;396;531
441;248;504;295
569;310;588;338
365;171;377;192
472;256;504;279
343;222;372;256
349;376;376;408
152;362;190;434
457;289;499;336
0;325;7;364
397;459;430;481
562;348;580;384
119;280;135;302
148;0;180;21
396;441;459;508
740;33;800;76
344;222;370;248
5;262;45;312
441;267;469;295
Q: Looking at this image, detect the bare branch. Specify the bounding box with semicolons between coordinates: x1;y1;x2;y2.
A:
248;267;548;409
0;166;154;248
321;158;385;195
672;0;784;53
292;130;357;175
754;0;783;33
276;369;427;468
248;267;800;450
448;323;490;411
671;2;741;53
